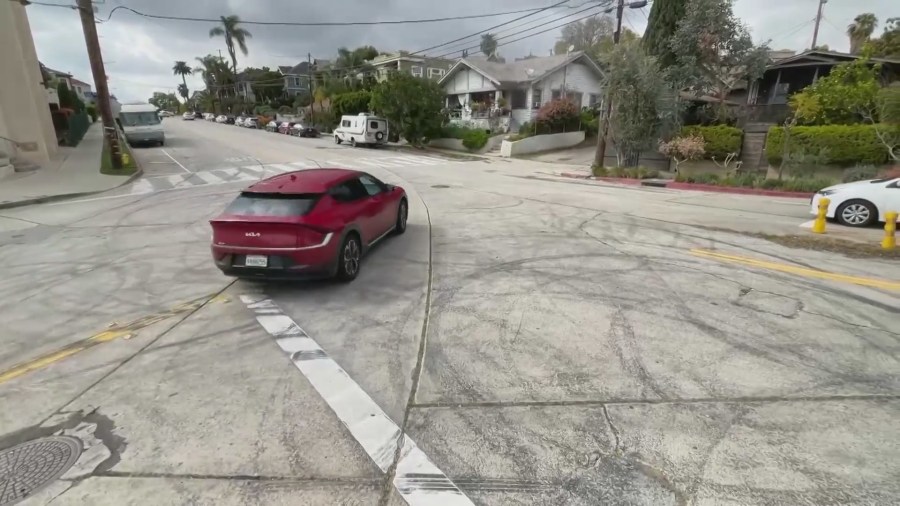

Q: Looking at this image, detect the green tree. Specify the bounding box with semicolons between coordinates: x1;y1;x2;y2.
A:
148;91;179;111
333;46;379;87
369;72;445;146
56;82;84;112
242;67;284;102
847;13;878;54
788;56;882;125
871;17;900;59
480;33;499;61
603;40;680;167
670;0;769;111
553;16;638;59
209;15;252;74
642;0;688;68
331;90;372;117
195;54;234;106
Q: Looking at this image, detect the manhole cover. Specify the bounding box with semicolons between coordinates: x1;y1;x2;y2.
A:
0;436;82;506
431;184;451;189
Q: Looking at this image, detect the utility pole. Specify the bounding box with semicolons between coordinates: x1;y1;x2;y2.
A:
811;0;828;49
307;52;315;122
593;0;625;168
76;0;121;169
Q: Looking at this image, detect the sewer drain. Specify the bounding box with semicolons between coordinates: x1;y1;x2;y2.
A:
0;436;82;506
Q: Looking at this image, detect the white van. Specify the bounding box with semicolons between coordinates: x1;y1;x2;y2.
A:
119;103;165;146
334;113;388;147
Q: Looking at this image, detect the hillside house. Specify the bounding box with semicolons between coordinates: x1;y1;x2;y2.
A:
439;51;604;132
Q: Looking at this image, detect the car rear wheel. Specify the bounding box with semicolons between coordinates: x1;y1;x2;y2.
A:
336;234;361;282
334;135;342;144
395;199;408;235
836;199;877;227
350;138;356;148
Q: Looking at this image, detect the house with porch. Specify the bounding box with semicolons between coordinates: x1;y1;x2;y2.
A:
278;62;311;97
438;51;604;133
744;49;900;124
369;52;456;82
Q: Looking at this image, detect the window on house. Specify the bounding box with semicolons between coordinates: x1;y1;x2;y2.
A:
589;94;600;106
551;89;561;100
411;66;423;77
510;90;527;109
428;68;445;78
567;91;583;107
532;89;542;108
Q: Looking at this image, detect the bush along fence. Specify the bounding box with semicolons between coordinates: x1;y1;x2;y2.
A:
679;125;743;159
765;124;900;166
65;112;90;147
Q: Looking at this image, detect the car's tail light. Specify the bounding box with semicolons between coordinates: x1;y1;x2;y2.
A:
296;227;328;248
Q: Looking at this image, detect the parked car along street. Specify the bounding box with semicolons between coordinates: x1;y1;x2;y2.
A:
291;123;319;138
182;111;195;121
811;176;900;227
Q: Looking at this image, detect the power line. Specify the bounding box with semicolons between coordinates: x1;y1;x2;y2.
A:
91;4;561;26
433;3;608;59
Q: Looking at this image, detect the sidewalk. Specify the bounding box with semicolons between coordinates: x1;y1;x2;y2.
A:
0;124;140;209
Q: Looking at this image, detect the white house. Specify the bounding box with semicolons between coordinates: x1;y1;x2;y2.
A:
438;51;605;132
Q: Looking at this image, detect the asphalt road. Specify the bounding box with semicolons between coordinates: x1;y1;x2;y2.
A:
0;119;897;505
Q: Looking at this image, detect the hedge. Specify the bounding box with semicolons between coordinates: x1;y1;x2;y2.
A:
462;129;489;151
680;125;742;160
765;124;898;166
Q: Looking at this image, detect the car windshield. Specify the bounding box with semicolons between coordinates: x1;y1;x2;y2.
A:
224;193;319;216
120;112;160;127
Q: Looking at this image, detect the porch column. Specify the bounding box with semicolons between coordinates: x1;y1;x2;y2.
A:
812;66;820;84
494;90;502;104
767;70;782;105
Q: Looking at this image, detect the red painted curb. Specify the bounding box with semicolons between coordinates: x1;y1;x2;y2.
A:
665;182;814;199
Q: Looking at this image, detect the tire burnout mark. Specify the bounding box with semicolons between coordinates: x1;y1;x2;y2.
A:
240;295;474;506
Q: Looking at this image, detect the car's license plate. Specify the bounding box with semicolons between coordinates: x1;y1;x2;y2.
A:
245;255;268;267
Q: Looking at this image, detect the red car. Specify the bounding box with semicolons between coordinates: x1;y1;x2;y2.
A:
210;168;408;281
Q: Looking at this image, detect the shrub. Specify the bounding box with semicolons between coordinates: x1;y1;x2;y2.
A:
85;105;98;122
535;99;580;134
659;135;705;172
580;110;598;136
766;124;899;166
680;125;742;159
462;129;489;151
591;165;608;177
842;165;879;182
332;90;372;117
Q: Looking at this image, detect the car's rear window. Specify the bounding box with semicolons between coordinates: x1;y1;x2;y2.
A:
225;193;319;216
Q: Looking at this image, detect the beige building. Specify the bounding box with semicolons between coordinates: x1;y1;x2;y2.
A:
0;0;59;172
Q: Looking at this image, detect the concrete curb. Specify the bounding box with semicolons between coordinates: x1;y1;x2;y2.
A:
557;173;815;199
0;168;143;210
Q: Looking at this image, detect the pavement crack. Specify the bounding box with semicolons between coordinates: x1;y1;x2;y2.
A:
601;404;622;455
94;471;382;484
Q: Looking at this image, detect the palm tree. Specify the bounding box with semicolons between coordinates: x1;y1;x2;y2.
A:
177;83;189;110
480;33;499;61
209;15;252;74
173;60;192;107
847;13;878;54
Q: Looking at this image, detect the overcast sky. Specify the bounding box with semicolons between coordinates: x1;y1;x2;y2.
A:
24;0;897;103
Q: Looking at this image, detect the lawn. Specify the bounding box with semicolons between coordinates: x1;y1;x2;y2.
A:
100;138;139;175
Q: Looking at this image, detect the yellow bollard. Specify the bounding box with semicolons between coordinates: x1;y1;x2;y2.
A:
883;211;897;250
122;153;130;166
812;197;829;234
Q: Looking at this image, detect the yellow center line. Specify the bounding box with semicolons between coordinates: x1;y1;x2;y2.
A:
0;293;217;386
690;249;900;291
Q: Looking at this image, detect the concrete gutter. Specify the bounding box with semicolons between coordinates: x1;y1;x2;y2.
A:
558;172;815;199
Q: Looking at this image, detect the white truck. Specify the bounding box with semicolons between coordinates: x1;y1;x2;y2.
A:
333;113;388;147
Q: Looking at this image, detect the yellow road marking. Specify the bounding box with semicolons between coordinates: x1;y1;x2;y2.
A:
690;249;900;291
0;293;217;386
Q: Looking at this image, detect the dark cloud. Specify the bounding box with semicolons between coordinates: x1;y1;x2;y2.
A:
25;0;895;102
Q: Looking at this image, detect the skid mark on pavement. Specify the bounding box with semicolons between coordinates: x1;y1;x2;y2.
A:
691;249;900;291
240;294;474;506
0;293;219;385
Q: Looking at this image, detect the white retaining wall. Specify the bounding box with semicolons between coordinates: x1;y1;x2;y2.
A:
500;131;585;157
429;134;505;154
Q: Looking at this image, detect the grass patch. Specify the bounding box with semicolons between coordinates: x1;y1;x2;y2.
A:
750;233;900;260
100;138;138;175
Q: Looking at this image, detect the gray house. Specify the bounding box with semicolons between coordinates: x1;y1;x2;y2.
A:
439;51;604;132
278;62;311;97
